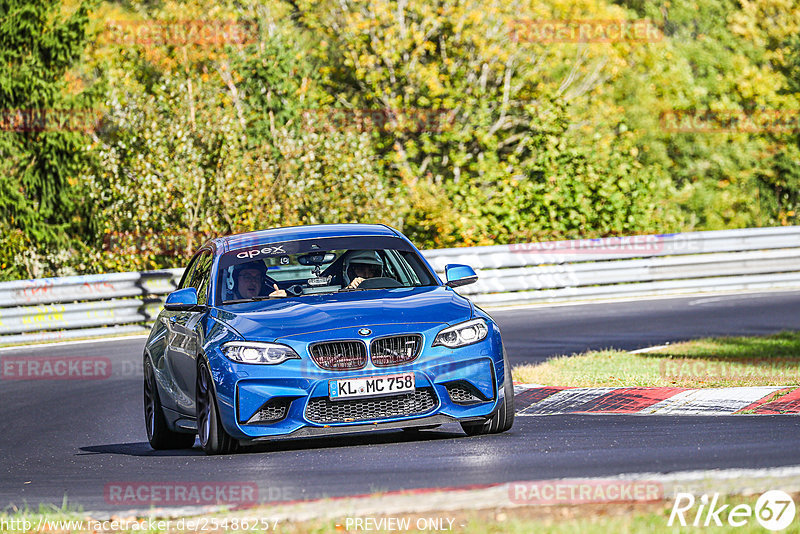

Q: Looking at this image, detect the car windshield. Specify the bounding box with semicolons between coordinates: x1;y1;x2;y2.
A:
217;236;438;304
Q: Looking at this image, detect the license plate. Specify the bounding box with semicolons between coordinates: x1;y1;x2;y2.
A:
328;372;415;400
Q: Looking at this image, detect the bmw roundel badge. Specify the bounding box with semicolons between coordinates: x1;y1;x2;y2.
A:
358;328;372;336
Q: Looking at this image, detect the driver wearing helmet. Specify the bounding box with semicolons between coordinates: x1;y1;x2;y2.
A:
343;250;384;289
233;260;285;299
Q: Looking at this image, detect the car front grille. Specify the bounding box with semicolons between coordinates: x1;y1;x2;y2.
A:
309;341;367;370
305;388;437;424
370;335;422;367
445;381;491;405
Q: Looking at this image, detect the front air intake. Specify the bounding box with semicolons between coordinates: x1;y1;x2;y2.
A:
445;381;491;405
309;340;368;371
370;335;422;367
243;398;291;425
305;388;437;424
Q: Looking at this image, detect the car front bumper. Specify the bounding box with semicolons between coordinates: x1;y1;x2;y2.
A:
207;324;506;441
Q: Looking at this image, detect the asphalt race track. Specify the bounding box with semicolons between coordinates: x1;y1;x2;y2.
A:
496;290;800;365
2;290;800;512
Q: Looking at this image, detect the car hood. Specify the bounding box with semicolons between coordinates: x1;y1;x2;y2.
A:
213;286;472;341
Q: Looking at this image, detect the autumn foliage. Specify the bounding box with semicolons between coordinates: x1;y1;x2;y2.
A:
1;0;798;279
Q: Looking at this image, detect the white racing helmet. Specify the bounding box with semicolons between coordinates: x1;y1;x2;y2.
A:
342;250;384;285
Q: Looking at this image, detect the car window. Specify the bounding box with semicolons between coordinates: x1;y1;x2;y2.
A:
384;249;421;286
397;250;427;285
217;236;437;303
190;250;214;305
178;252;202;290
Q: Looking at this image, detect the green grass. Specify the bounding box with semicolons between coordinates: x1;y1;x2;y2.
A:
512;331;800;388
299;497;800;534
4;495;797;533
0;500;87;533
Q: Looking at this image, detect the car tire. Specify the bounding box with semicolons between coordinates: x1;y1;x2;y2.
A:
460;348;515;436
197;360;238;455
144;359;196;450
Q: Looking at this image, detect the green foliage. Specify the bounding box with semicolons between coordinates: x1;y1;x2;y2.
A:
81;2;396;271
0;0;798;281
0;221;32;280
287;0;682;246
0;0;94;265
230;23;328;150
610;0;800;229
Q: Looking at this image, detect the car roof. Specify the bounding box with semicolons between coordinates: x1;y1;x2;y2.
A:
211;224;402;253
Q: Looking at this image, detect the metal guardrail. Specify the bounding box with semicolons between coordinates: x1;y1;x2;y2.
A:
1;227;800;345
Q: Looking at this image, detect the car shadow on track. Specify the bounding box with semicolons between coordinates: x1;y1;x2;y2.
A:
77;427;468;457
77;442;206;457
240;427;467;456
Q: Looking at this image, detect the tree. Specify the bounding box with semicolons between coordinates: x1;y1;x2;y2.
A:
612;0;800;229
0;0;94;278
81;1;397;271
282;0;682;245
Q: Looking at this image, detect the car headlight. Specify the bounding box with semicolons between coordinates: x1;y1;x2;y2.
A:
432;318;489;348
222;342;300;365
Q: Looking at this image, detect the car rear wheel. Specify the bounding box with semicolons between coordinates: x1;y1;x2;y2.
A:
460;348;515;436
197;361;238;455
144;359;196;450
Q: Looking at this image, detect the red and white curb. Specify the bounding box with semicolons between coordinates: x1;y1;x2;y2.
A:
514;384;800;415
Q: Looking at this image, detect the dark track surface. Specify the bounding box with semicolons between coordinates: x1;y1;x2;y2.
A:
495;290;800;365
2;290;800;512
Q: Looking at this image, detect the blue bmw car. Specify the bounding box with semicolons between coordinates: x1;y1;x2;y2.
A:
143;224;514;454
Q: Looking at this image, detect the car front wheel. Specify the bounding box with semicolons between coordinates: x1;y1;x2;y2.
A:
144;359;196;450
197;361;238;455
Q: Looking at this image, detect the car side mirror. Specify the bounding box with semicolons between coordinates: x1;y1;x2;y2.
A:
164;287;203;311
444;264;478;288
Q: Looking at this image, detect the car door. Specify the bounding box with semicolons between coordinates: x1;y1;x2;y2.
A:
164;249;214;415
